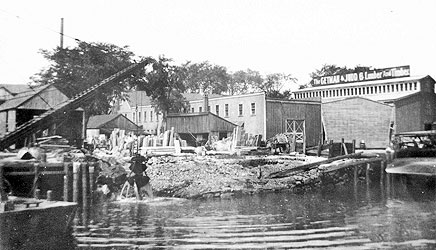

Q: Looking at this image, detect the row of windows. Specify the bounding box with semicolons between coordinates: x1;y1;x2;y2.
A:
191;103;256;117
129;110;160;123
295;82;419;99
127;102;258;124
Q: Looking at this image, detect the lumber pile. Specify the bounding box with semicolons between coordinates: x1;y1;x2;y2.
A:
140;127;191;155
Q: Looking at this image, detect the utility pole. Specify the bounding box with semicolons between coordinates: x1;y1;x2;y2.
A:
60;18;64;49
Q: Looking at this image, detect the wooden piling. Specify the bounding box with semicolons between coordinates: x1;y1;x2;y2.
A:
82;163;89;207
35;189;40;199
89;163;95;204
353;164;358;187
0;164;7;202
33;163;40;199
366;163;371;187
72;162;80;203
380;160;385;185
47;190;53;201
63;162;71;202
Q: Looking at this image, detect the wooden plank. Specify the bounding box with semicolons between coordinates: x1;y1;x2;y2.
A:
321;157;383;173
267;152;363;179
169;127;175;146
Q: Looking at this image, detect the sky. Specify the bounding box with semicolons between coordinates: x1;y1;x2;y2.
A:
1;0;436;91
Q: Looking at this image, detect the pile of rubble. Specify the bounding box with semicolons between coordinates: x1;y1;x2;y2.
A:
145;154;325;199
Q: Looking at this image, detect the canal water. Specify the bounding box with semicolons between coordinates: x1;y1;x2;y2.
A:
72;177;436;250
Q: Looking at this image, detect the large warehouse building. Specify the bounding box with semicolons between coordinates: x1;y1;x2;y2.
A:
294;65;436;148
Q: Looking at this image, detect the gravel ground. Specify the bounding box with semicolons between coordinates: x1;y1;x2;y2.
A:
145;154;325;199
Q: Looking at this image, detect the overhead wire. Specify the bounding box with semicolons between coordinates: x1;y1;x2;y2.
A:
0;8;82;43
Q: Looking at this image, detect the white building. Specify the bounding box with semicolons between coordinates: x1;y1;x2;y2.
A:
293;66;435;103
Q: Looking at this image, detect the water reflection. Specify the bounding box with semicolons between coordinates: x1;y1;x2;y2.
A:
73;176;436;249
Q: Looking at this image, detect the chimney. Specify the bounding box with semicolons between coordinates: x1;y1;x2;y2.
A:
203;93;209;113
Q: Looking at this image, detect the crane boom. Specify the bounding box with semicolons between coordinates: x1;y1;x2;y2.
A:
0;59;150;150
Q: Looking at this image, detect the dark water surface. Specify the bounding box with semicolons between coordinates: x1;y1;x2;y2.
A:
73;178;436;249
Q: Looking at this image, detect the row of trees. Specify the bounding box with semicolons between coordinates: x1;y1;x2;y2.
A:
32;41;369;122
32;42;298;119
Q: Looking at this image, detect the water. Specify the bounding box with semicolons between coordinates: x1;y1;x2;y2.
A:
72;176;436;249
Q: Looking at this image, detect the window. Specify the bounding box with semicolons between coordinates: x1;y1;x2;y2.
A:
414;82;417;90
144;111;147;122
133;112;136;122
251;103;256;115
404;83;408;91
138;111;142;123
150;111;153;121
191;107;194;113
400;84;403;91
215;105;219;115
396;84;399;92
225;104;229;117
199;107;202;112
208;105;210;112
238;104;243;116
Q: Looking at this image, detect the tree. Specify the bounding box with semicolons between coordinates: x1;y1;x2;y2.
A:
181;61;231;94
256;73;297;97
136;56;188;133
32;42;146;116
302;64;372;88
230;69;263;95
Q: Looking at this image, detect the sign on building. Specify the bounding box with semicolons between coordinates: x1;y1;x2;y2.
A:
313;65;410;86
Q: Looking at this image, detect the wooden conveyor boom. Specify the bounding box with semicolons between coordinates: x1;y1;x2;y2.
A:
0;60;149;150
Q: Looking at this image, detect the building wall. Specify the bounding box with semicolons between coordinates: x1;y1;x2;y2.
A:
117;100;160;134
7;110;16;134
167;113;236;134
21;86;68;110
189;92;266;137
0;111;6;135
265;99;321;147
293;76;434;103
394;92;436;133
322;97;393;148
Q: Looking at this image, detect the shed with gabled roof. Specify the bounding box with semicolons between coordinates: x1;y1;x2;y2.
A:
166;112;237;146
87;114;143;135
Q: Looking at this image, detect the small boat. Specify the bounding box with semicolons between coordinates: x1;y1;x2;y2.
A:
386;130;436;177
0;197;77;249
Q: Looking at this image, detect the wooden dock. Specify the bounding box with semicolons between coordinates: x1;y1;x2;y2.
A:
1;158;98;205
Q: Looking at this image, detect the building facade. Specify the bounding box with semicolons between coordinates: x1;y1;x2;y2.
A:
322;97;394;148
116;91;322;148
293;66;435;104
294;65;436;148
